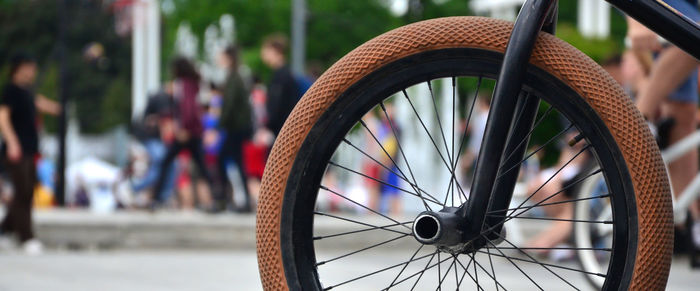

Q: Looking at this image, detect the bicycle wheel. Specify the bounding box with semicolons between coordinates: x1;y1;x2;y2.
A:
257;17;673;290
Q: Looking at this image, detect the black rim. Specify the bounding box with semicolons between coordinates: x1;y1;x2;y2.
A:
280;48;637;290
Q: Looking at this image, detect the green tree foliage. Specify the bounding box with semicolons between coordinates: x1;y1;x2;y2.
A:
163;0;400;81
0;0;131;134
1;0;627;138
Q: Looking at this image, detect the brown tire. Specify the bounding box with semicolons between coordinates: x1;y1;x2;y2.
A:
256;16;673;290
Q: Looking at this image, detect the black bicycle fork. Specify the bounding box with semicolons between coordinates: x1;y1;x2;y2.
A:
457;0;558;240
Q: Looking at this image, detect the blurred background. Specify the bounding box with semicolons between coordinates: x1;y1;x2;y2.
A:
0;0;696;290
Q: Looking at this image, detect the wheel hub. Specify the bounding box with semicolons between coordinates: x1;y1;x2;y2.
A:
412;207;504;254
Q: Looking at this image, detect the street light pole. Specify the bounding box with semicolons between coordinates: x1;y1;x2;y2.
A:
56;0;68;206
291;0;306;75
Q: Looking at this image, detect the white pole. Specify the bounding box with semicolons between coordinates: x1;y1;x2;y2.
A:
578;0;610;39
132;0;146;121
146;0;160;95
596;0;610;38
291;0;306;75
578;0;593;38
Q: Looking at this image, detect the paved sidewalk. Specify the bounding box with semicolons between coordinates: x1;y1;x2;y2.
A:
0;250;696;291
0;210;695;290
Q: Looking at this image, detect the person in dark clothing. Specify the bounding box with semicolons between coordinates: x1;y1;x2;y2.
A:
215;45;254;212
151;58;213;208
0;54;60;254
258;34;299;139
131;91;176;202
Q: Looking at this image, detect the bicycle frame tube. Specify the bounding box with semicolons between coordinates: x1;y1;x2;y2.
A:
458;0;557;236
607;0;700;60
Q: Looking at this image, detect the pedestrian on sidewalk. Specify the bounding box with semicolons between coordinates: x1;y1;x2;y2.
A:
255;34;299;143
216;45;253;213
0;53;60;255
150;57;213;210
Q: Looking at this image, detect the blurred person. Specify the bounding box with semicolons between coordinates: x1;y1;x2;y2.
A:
459;95;489;183
242;76;269;205
174;151;212;211
524;131;593;259
359;106;402;215
255;34;300;145
216;45;253;213
151;58;212;209
601;54;623;85
360;112;382;212
377;103;401;215
619;50;652;98
626;0;700;255
0;54;60;254
130;91;177;205
202;84;225;209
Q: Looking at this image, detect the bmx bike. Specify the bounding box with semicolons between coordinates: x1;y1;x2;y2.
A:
257;0;700;289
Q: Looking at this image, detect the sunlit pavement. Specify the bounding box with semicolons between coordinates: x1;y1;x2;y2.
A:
0;249;696;291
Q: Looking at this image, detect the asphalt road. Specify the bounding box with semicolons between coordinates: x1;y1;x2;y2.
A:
0;249;696;291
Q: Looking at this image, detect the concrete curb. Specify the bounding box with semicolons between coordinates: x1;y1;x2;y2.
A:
24;209;544;251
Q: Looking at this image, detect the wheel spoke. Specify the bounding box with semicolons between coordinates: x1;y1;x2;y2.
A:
490;232;581;290
497;123;574;180
458;252;508;291
357;119;435;211
500;104;554;166
316;233;411;266
402;89;467;199
448;77;483;206
427;81;455;169
427;80;465;206
314;211;411;236
328;161;444;206
378;250;452;290
456;254;485;291
485;246;500;291
379;101;433;210
342;138;434;200
491;193;610;213
453;254;460;290
434;256;456;291
453;77;482;178
358;119;411;182
436;252;442;290
507;144;591;217
314;221;413;240
450;77;457;205
477;249;606;277
459;146;595;247
483;236;544;290
319;185;412;230
324;250;438;290
489;246;611;251
472;251;480;288
496;169;602;217
406;251;441;291
387;245;425;289
470;249;508;291
487;215;612;224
